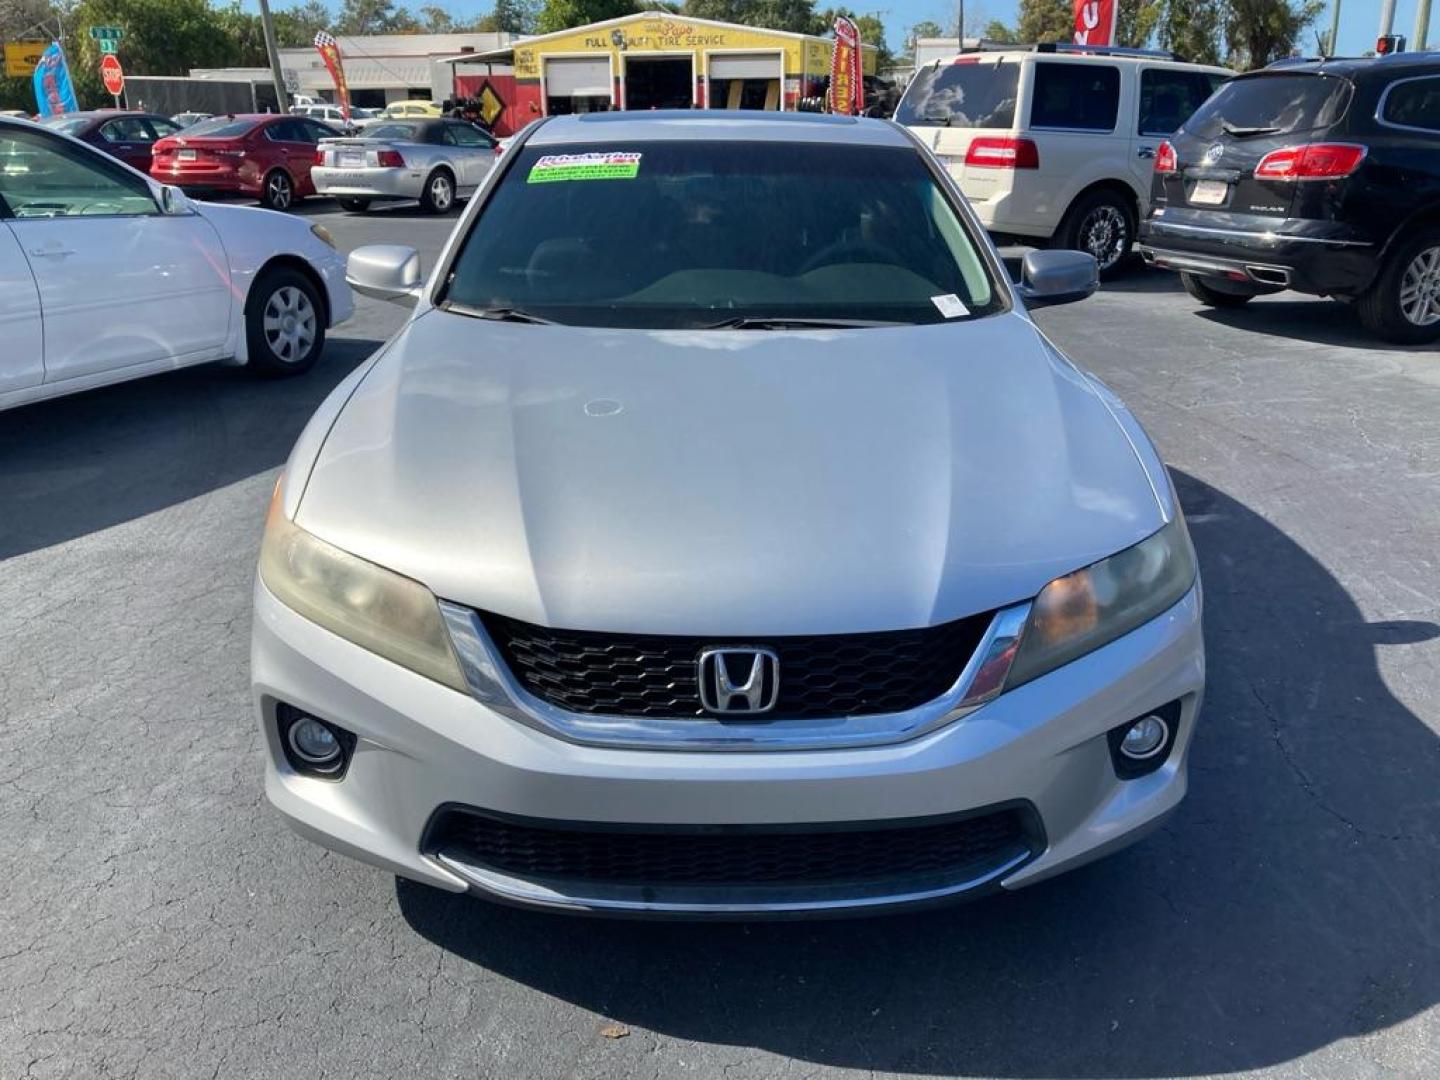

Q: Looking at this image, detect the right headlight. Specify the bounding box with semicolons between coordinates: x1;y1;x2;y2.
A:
258;482;467;692
1005;516;1197;689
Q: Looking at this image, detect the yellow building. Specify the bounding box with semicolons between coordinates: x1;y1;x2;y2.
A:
469;13;876;121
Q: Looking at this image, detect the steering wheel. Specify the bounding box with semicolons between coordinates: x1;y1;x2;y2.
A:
798;238;895;275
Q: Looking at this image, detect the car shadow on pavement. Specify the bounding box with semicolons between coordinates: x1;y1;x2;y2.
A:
0;339;378;560
397;470;1440;1077
1193;300;1436;351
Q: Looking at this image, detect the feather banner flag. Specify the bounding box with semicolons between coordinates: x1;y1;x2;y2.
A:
829;17;864;116
313;31;351;121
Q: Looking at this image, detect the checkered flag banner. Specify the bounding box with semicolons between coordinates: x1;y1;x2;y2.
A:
313;31;351;121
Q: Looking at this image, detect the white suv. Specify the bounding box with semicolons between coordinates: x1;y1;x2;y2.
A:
897;47;1229;275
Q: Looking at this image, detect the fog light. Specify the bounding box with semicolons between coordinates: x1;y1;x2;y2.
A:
1120;715;1169;760
288;717;340;765
276;703;355;780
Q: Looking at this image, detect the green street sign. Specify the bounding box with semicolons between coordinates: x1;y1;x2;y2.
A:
88;26;125;42
98;39;118;54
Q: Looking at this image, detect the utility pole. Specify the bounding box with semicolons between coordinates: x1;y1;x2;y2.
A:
1379;0;1398;38
1325;0;1341;54
256;0;290;113
1417;0;1433;51
957;0;964;50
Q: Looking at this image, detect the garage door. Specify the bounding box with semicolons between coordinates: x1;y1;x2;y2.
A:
544;57;612;98
707;53;781;80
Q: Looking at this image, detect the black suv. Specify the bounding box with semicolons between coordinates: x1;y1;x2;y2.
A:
1139;54;1440;343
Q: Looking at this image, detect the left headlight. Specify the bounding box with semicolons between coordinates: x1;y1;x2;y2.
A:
258;483;467;692
1005;516;1197;689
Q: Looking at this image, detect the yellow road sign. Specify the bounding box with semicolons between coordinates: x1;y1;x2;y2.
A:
4;42;46;79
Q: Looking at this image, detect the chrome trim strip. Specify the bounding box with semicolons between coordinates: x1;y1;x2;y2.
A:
1375;74;1440;135
437;601;1032;752
435;845;1033;914
1146;220;1374;247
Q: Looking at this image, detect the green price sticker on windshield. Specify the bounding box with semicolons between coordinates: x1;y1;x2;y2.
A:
528;152;641;183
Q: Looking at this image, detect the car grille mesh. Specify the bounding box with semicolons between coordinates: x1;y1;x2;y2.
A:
479;612;993;719
430;807;1033;887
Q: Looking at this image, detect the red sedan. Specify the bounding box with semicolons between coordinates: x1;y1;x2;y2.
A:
151;113;340;210
39;110;183;173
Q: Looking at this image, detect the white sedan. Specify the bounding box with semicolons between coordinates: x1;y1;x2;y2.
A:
0;115;354;413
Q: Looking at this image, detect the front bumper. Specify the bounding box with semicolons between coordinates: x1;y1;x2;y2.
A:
251;581;1204;916
312;165;424;200
1140;208;1380;295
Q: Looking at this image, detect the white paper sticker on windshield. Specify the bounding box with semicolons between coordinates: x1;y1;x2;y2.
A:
931;294;970;319
528;152;642;183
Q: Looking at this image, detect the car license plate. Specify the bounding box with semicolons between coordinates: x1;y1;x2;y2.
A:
340;151;365;167
1190;180;1228;206
178;149;196;162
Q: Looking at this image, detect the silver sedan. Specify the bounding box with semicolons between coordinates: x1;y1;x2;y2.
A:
253;112;1204;918
312;118;498;214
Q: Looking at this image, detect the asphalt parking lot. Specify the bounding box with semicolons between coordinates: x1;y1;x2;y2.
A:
3;199;1438;1080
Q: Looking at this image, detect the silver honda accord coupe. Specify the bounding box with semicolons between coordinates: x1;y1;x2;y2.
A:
251;111;1204;917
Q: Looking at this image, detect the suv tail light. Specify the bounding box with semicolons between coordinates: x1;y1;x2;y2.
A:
377;149;405;168
1254;143;1367;181
964;137;1039;169
1155;140;1178;174
313;148;326;165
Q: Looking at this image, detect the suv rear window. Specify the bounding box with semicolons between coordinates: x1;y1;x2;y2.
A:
1183;74;1351;139
895;61;1018;128
1030;63;1120;131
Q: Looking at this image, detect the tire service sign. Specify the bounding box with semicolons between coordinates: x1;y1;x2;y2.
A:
1073;0;1118;46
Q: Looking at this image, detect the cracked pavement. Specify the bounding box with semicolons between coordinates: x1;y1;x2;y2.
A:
1;208;1437;1079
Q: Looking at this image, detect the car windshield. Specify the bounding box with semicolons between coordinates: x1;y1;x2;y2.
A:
181;116;259;139
39;117;88;135
367;122;420;141
1184;73;1351;138
895;61;1019;128
442;138;1002;330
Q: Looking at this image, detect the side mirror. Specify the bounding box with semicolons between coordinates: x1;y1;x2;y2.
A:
1014;249;1099;308
160;184;191;215
347;244;424;305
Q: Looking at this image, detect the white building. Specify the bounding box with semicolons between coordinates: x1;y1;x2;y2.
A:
274;32;517;107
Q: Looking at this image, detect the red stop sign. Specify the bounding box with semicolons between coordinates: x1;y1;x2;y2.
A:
100;54;124;97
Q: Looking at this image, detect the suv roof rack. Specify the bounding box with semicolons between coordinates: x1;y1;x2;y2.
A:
1034;42;1182;61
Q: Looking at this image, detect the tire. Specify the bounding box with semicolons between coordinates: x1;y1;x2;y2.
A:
259;169;294;211
337;196;371;213
245;267;325;377
419;169;455;214
1055;188;1136;280
1181;272;1259;308
1357;227;1440;344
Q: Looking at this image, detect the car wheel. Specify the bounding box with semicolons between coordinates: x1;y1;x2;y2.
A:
1057;189;1135;280
420;169;455;214
337;197;371;213
1357;229;1440;344
1180;272;1259;308
260;169;294;211
246;267;325;377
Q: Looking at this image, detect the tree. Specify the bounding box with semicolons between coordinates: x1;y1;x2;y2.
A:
418;4;454;31
491;0;539;33
1224;0;1325;69
681;0;822;35
536;0;636;33
1116;0;1161;48
982;19;1019;43
1156;0;1222;64
334;0;419;35
1017;0;1071;43
272;1;333;46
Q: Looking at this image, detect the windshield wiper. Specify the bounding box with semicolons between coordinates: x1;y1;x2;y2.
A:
921;113;952;127
700;316;907;330
440;301;558;325
1220;121;1282;138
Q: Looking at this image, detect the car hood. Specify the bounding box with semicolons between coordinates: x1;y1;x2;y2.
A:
295;310;1164;635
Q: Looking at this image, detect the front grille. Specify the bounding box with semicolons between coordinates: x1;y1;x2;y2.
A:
480;612;992;719
428;806;1035;888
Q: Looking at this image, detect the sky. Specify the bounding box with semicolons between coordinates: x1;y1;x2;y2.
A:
888;1;1429;55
